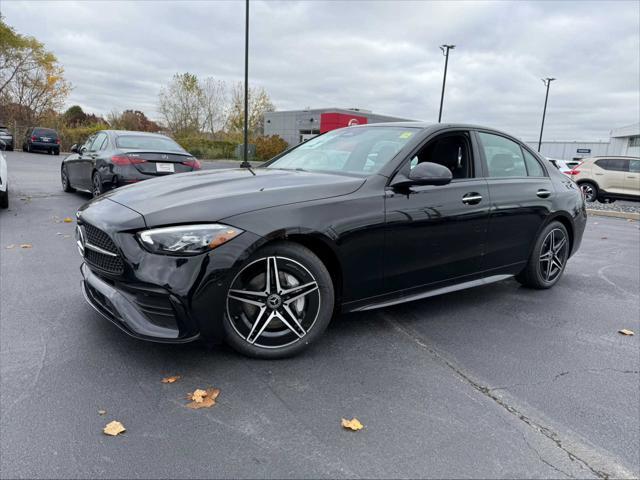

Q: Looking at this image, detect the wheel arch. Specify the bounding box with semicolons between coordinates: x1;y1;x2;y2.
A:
540;212;575;256
257;230;344;307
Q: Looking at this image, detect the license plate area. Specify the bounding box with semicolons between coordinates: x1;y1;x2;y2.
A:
156;163;175;173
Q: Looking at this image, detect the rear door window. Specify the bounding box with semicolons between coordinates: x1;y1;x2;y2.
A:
606;159;629;172
522;149;545;177
477;132;527;177
629;160;640;173
33;128;58;138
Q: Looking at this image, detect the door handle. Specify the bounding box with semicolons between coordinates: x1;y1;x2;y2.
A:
462;192;482;205
627;176;638;179
536;189;551;198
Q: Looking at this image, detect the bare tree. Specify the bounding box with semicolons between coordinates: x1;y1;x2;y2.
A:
200;77;227;135
158;73;203;134
226;82;275;138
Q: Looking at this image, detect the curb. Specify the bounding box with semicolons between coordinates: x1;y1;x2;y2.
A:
587;209;639;220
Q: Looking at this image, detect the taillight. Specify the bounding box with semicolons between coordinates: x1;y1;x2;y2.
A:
568;161;583;175
55;138;60;144
183;158;201;170
111;155;146;165
31;136;36;141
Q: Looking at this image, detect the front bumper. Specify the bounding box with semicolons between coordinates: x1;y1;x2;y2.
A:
77;199;264;343
81;263;199;343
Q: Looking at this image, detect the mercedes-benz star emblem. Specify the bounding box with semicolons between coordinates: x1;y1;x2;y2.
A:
266;294;282;310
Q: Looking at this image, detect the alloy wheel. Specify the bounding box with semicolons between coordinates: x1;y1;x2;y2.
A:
580;184;596;202
92;175;101;197
61;169;69;190
226;256;321;349
538;228;568;282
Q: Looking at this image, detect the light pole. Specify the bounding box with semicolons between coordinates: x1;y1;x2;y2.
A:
438;44;455;123
537;77;555;152
240;0;251;168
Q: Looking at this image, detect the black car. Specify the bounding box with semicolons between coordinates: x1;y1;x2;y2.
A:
76;123;587;358
61;130;201;197
0;126;14;151
23;127;60;155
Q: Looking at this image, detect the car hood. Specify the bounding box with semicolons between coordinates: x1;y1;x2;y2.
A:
100;168;366;227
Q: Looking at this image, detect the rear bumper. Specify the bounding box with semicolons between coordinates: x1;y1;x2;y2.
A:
81;262;200;343
29;141;59;150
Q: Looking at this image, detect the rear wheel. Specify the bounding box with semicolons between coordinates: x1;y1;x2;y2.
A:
516;221;569;289
92;172;103;197
579;181;597;202
61;165;74;192
223;242;334;358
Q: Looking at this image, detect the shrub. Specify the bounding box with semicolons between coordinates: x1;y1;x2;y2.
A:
174;134;236;159
254;135;288;161
59;123;108;151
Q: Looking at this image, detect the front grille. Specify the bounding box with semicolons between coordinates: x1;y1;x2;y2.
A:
83;223;124;275
84;223;118;253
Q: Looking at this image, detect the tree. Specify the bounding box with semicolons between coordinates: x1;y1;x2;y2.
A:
225;82;275;138
107;110;161;132
158;72;203;134
200;77;227;135
0;18;71;124
63;105;87;126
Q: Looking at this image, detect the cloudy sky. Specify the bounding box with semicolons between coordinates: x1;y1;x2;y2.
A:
1;0;638;141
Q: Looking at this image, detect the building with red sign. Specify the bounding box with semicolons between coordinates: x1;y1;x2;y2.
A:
264;108;413;146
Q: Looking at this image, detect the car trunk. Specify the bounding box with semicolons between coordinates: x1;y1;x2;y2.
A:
123;151;196;175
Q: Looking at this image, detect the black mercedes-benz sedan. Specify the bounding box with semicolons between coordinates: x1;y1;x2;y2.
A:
76;123;586;358
61;130;201;197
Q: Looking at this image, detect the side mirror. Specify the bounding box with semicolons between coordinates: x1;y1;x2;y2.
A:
70;144;79;153
392;162;452;188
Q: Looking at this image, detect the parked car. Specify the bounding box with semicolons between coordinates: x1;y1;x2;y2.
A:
76;123;586;358
568;156;640;202
0;139;8;208
22;127;61;155
0;126;14;151
547;157;580;175
61;130;201;197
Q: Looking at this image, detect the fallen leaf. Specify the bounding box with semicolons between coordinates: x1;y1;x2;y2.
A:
161;375;181;384
5;244;15;249
341;418;364;431
20;243;32;249
186;388;220;409
63;217;73;223
103;420;126;436
98;409;107;416
601;236;608;240
619;329;635;336
190;389;208;403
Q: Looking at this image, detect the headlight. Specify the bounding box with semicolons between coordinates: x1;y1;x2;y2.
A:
137;224;242;255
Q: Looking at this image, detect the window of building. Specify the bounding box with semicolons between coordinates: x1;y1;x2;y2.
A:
477;132;527;177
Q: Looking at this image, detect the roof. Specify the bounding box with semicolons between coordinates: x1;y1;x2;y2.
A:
102;130;167;137
610;122;640;138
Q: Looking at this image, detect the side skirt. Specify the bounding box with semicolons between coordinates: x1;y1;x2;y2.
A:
346;274;514;312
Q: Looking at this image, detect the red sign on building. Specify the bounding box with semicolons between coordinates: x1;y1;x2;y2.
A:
319;113;368;133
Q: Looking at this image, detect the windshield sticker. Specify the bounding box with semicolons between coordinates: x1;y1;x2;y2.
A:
399;132;413;139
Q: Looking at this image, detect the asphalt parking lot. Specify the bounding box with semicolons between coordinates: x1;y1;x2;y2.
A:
1;150;639;479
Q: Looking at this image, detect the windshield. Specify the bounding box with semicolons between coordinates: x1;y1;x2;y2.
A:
116;135;185;152
266;126;419;175
33;128;57;137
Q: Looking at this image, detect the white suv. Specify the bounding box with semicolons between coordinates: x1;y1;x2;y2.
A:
569;156;640;202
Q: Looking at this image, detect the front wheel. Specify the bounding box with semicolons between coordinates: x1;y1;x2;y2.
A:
61;166;74;192
223;242;334;359
516;221;570;289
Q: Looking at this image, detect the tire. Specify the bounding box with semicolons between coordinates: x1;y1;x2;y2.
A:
0;188;8;209
54;149;60;156
516;221;570;289
25;144;30;153
223;241;334;359
579;181;597;202
61;166;74;192
92;172;103;198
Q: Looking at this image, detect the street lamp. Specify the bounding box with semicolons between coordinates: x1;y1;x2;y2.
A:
240;0;251;168
438;44;455;123
537;77;556;153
